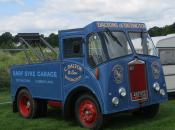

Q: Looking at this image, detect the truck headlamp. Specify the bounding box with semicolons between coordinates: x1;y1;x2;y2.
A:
119;87;126;97
153;82;160;92
160;89;165;96
152;61;160;79
112;97;119;106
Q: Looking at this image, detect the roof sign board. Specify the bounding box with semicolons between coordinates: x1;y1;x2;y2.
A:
96;22;146;29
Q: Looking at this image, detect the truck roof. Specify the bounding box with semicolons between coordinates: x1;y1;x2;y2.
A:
59;21;147;37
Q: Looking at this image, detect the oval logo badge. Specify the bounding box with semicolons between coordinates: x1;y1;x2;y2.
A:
112;64;123;84
64;64;83;82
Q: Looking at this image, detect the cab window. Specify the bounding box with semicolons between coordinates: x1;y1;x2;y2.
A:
63;37;83;58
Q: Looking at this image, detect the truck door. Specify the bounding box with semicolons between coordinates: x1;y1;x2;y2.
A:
61;36;85;87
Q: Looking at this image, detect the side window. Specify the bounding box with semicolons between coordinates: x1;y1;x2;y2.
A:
63;37;83;58
88;33;107;66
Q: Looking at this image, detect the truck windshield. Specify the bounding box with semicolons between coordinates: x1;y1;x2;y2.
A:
129;32;157;56
88;31;132;66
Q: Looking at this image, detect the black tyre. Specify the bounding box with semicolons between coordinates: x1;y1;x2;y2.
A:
17;89;38;118
132;104;160;118
75;94;103;130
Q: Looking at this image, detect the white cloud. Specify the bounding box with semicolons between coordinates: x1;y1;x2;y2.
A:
0;0;175;35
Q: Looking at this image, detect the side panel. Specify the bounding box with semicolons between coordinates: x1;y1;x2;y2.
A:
11;61;62;101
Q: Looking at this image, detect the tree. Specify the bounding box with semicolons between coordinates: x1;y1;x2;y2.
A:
45;33;58;47
0;32;15;49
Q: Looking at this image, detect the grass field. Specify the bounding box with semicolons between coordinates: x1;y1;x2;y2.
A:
0;90;175;130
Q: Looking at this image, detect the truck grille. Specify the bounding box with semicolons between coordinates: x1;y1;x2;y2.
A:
128;59;148;101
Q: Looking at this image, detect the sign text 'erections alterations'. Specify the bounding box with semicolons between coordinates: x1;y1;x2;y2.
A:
97;22;146;29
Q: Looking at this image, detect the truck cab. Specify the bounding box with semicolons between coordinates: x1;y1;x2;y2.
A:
11;21;167;130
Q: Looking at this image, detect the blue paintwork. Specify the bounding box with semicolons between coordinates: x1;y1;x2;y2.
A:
11;21;168;115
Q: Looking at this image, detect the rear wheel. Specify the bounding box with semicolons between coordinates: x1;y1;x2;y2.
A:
132;104;160;118
17;89;38;118
75;94;103;130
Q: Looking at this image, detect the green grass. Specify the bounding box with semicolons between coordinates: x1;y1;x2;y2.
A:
0;90;175;130
0;104;86;130
0;88;11;102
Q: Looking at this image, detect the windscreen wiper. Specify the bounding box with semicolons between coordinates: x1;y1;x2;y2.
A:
105;28;123;47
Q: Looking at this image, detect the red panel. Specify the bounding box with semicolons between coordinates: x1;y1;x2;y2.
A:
129;62;148;101
48;101;62;108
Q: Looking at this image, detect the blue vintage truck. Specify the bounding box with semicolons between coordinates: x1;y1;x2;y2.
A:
11;21;167;129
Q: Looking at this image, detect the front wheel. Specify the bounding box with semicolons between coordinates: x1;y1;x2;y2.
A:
75;94;103;130
132;104;160;118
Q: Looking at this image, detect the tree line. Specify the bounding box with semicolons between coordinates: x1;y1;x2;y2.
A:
148;22;175;37
0;32;58;49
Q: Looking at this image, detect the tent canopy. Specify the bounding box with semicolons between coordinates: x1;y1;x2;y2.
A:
157;36;175;48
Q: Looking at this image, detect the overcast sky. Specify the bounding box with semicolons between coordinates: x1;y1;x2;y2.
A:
0;0;175;35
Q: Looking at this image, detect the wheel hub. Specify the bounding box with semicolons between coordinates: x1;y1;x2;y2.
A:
26;101;30;108
85;110;92;115
19;95;31;117
79;100;98;127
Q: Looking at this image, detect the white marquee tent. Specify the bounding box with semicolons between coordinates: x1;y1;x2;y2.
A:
152;34;175;93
